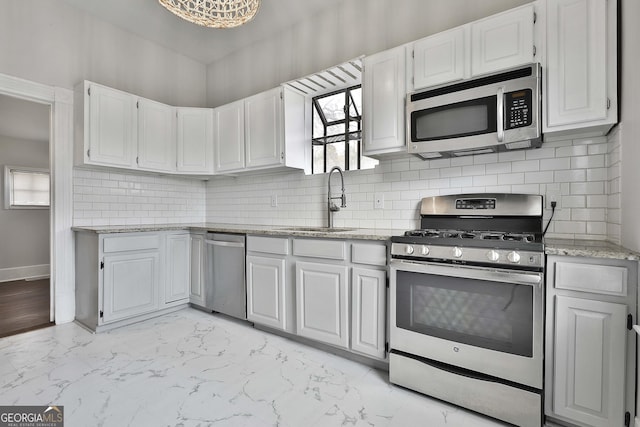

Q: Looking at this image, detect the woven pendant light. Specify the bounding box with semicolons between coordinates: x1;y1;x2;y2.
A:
159;0;261;29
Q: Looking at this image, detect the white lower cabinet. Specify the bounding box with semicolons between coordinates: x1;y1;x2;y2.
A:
165;232;190;306
545;255;636;427
103;250;160;323
247;255;287;331
351;267;386;359
75;230;195;332
296;261;350;349
552;295;626;427
189;233;206;307
291;238;388;359
245;236;293;332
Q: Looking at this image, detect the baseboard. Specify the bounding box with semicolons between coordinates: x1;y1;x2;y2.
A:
0;264;50;283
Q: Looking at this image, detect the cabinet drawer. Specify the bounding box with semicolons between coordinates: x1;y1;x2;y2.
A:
351;243;387;266
103;234;161;253
247;235;289;255
555;261;628;296
293;239;346;260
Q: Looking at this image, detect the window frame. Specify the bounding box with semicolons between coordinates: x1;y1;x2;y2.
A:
311;85;363;174
3;165;51;210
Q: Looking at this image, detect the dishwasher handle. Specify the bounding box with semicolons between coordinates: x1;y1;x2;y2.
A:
205;239;245;249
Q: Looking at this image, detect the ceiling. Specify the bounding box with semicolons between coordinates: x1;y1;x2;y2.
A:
0;95;50;143
60;0;348;65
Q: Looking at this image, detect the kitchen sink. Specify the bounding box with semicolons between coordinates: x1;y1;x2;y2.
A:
279;226;357;233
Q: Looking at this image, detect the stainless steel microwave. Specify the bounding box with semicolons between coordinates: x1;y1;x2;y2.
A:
407;64;542;158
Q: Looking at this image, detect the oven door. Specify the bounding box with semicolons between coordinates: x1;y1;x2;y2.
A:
390;259;543;389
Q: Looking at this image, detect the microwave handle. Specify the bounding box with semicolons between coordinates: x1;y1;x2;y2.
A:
497;87;504;142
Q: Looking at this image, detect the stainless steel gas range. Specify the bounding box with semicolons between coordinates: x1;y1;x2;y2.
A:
389;193;544;427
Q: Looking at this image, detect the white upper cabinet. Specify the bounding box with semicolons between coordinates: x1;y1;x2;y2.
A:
245;87;284;170
543;0;616;136
213;99;245;173
137;98;176;173
176;107;214;174
409;4;535;91
470;4;535;77
76;82;137;168
412;27;467;90
212;86;306;174
363;45;407;157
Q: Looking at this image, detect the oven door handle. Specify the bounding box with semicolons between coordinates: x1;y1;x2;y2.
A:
391;260;542;287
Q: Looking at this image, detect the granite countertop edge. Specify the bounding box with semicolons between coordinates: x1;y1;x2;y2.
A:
544;238;640;261
71;224;640;260
71;223;397;241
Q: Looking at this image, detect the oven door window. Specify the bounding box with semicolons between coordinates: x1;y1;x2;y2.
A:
411;96;497;141
396;270;533;357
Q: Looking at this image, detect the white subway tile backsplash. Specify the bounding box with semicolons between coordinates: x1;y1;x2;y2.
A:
511;160;539;172
73;168;206;226
69;134;619;242
571;155;605;169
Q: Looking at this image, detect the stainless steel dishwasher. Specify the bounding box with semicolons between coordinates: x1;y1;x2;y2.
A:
204;233;246;320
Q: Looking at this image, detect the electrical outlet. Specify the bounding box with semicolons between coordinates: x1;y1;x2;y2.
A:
374;193;384;209
271;194;278;207
546;192;560;209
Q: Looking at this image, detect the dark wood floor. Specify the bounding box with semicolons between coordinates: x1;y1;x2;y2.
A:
0;278;53;338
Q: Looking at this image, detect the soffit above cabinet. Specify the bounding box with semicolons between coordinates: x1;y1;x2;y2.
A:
283;58;363;97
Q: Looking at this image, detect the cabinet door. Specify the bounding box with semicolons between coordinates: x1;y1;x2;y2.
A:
363;46;406;156
137;98;175;172
296;261;349;348
165;233;190;304
552;295;626;427
351;267;386;359
245;88;283;169
470;4;534;77
103;251;160;323
213;100;245;173
412;26;466;90
189;234;206;307
247;255;287;330
545;0;608;128
88;84;135;168
176;107;213;173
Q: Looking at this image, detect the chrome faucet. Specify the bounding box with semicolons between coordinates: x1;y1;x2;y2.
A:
327;166;346;228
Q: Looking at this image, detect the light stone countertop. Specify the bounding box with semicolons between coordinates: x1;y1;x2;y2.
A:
544;238;640;261
72;223;640;260
71;223;398;241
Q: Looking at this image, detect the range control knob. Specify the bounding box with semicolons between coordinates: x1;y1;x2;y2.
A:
452;247;463;258
507;251;521;263
405;245;414;255
421;246;430;256
486;250;500;262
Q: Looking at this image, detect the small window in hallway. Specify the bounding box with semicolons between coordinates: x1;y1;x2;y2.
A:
4;166;50;209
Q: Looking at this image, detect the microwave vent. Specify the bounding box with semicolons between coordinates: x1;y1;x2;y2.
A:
505;140;532;150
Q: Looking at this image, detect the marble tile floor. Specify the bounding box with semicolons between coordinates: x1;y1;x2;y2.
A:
0;308;512;427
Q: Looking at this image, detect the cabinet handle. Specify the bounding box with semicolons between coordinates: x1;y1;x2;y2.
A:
496;87;504;142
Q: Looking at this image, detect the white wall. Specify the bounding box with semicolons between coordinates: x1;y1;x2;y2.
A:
620;0;640;253
206;0;531;106
0;0;206;107
0;135;50;269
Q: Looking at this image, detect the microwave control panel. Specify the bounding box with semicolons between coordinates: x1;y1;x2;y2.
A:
504;89;532;129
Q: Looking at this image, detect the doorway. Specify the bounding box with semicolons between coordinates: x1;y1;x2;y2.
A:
0;94;53;337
